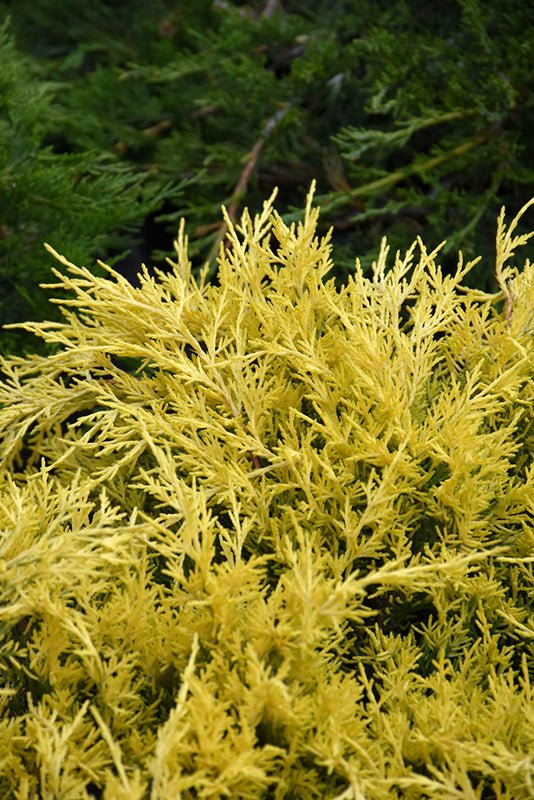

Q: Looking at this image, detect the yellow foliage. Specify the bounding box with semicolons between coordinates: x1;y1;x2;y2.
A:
0;189;532;798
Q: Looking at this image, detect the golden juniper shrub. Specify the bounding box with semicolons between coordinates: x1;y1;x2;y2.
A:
0;189;533;799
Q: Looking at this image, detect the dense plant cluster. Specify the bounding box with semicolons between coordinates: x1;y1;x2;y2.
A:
1;0;534;354
0;193;532;797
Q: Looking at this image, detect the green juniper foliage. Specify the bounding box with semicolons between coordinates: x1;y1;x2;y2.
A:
0;190;532;797
0;20;177;356
1;0;534;357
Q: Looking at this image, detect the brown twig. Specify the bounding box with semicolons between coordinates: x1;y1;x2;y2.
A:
227;138;266;224
249;451;264;470
261;0;280;18
206;105;290;269
505;281;514;329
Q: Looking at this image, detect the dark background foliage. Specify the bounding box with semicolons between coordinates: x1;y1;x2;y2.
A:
1;0;533;354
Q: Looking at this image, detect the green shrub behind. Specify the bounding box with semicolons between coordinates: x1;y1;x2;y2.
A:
0;20;175;356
